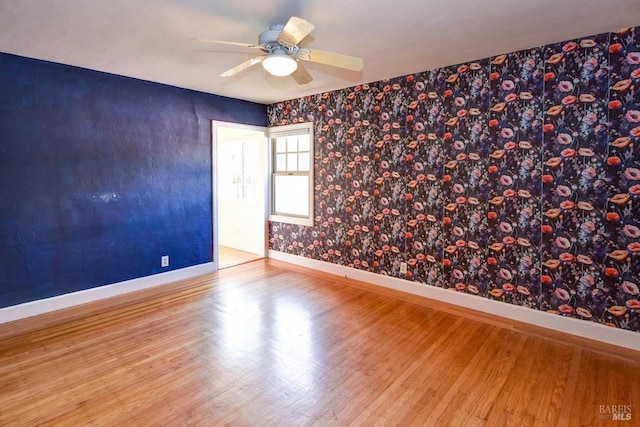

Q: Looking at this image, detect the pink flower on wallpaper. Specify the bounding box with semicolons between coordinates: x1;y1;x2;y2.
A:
499;222;513;233
580;275;595;288
580;221;596;233
581;112;598;126
501;80;515;91
580;167;596;180
623;281;640;296
499;175;514;186
625;168;640;181
556;185;572;197
623;225;640;239
583;57;599;71
500;128;515;139
626;110;640;123
452;269;465;280
576;253;593;265
520;256;533;268
522;57;536;70
556;133;572;145
499;268;513;281
555;288;571;301
627;52;640;64
520;207;534;219
555;236;571;249
557;81;574;92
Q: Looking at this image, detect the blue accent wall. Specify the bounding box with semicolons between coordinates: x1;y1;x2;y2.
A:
0;52;266;308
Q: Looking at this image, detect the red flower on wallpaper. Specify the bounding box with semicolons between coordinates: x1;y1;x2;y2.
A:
609;43;623;53
541;275;553;285
605;268;619;277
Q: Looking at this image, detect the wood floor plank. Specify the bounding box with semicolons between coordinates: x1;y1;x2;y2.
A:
218;245;261;269
1;259;639;426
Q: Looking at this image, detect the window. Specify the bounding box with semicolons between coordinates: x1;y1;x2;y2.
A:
218;139;257;200
269;122;314;226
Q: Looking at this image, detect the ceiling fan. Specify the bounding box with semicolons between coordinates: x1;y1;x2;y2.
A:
192;16;364;85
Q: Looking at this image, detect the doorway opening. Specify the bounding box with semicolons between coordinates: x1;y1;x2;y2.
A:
212;121;268;269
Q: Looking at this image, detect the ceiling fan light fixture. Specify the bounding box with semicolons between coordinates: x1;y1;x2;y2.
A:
262;53;298;76
196;16;363;84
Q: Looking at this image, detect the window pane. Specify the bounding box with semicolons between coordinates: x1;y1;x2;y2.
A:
243;170;256;200
287;137;297;152
276;154;287;172
276;137;287;153
270;123;313;225
219;143;243;199
287;153;298;171
243;142;258;169
274;175;309;217
242;141;257;199
298;153;310;171
298;136;310;152
243;183;255;199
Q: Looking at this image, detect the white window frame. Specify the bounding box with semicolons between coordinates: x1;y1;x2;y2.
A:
218;137;258;201
269;122;314;226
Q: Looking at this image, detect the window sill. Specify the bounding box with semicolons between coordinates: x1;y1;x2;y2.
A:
269;214;313;227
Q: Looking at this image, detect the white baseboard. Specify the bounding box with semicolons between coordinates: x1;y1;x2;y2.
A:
269;250;639;352
0;263;217;324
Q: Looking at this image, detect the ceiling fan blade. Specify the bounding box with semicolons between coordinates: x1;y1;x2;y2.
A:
291;62;313;85
220;56;264;77
191;38;262;49
277;16;315;48
299;48;364;71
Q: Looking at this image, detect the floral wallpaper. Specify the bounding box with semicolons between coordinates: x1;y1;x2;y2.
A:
267;26;640;333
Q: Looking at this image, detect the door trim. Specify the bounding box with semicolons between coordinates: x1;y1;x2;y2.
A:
212;121;268;270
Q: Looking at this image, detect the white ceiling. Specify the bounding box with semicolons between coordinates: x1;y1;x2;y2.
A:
1;0;640;105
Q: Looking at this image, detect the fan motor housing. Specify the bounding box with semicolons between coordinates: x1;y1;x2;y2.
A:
258;25;284;46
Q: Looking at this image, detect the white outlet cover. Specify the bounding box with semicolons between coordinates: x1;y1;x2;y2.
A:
161;255;169;267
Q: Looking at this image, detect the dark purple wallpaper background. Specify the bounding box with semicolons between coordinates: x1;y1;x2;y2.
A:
0;52;266;308
268;26;640;333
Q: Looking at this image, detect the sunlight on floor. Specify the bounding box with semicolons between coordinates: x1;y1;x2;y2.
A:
218;245;261;269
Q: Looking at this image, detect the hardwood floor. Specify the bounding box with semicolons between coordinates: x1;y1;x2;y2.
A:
1;259;638;426
218;245;261;269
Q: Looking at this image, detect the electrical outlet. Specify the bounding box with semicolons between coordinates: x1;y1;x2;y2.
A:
161;255;169;267
400;262;407;274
